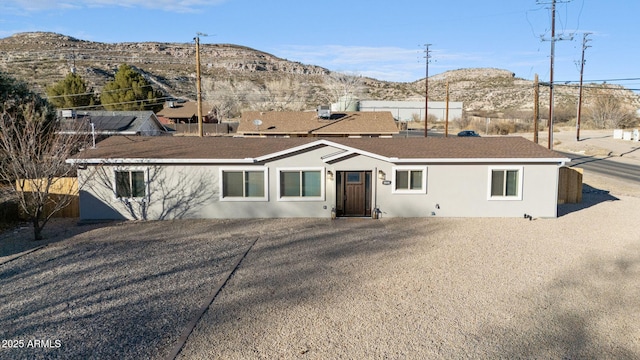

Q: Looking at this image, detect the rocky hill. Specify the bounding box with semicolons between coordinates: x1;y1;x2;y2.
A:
0;32;638;119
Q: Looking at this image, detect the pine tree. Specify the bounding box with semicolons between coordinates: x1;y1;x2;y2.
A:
100;64;164;112
1;71;55;127
45;72;97;109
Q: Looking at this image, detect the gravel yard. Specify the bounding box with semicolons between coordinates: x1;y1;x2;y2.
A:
2;193;639;359
175;193;640;359
1;129;640;359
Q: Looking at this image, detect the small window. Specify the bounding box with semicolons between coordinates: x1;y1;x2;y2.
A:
220;168;268;201
392;167;427;194
277;168;324;201
115;170;146;199
488;167;523;200
346;172;361;183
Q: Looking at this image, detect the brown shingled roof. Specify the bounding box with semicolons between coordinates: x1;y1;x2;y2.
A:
156;101;215;123
237;111;399;136
72;136;567;163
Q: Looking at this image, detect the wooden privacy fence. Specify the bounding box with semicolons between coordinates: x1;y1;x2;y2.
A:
558;167;583;204
16;177;79;218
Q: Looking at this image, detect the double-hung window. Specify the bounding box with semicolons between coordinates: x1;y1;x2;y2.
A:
392;166;427;194
220;167;268;201
488;166;523;200
115;169;147;199
277;168;324;201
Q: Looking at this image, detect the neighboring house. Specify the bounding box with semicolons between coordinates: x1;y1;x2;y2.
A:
236;110;399;137
68;136;570;221
157;101;230;135
156;101;215;124
59;110;168;136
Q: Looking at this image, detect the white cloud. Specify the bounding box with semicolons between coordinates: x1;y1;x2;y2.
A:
3;0;226;13
276;45;424;82
276;44;504;83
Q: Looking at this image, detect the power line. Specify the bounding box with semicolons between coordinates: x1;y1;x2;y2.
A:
559;77;640;83
44;84;158;99
58;97;174;111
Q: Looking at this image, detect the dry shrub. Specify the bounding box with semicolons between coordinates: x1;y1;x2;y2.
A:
490;120;516;135
454;115;471;130
514;121;533;133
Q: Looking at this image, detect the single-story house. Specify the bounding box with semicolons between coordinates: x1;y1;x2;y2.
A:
236;110;399;137
67;136;570;221
59;110;168;136
156;101;215;124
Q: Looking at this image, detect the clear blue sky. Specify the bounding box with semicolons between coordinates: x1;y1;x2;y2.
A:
1;0;638;88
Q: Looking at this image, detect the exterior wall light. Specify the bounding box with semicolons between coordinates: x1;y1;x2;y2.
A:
327;170;334;180
378;170;386;180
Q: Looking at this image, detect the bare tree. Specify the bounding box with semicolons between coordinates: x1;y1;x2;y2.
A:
0;101;89;240
324;72;365;110
585;87;637;129
246;75;309;111
203;76;312;117
86;165;216;221
202;78;244;121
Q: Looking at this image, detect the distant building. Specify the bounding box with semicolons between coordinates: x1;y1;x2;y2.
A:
358;100;463;122
58;110;168;137
237;110;399;137
156;101;215;124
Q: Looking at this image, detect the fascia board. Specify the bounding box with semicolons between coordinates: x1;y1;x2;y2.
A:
253;139;393;163
321;149;390;163
66;158;257;165
390;157;571;164
253;139;333;161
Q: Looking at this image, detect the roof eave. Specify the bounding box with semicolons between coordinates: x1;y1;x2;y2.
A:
391;157;571;164
66;158;258;165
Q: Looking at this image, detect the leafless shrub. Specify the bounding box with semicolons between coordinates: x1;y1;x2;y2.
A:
0;101;89;240
584;87;637;129
85;165;216;221
489;120;516;135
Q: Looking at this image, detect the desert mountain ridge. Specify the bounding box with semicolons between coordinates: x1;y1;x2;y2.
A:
0;32;637;117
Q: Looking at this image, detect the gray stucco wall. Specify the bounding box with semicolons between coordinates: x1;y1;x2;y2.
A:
77;145;560;221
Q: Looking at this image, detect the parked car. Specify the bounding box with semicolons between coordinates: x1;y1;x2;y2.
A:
457;130;480;137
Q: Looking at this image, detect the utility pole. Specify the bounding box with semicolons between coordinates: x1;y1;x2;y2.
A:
194;32;207;137
445;80;450;137
539;0;573;150
576;32;591;142
534;74;539;144
422;44;432;138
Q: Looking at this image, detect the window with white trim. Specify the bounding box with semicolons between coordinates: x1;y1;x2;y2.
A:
488;167;523;200
220;168;268;201
115;170;147;199
392;166;427;194
277;168;324;201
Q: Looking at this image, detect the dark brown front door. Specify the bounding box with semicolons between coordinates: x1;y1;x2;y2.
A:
339;171;371;217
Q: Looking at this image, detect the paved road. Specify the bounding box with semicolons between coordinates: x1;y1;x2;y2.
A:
561;152;640;184
397;129;447;137
398;128;640;188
